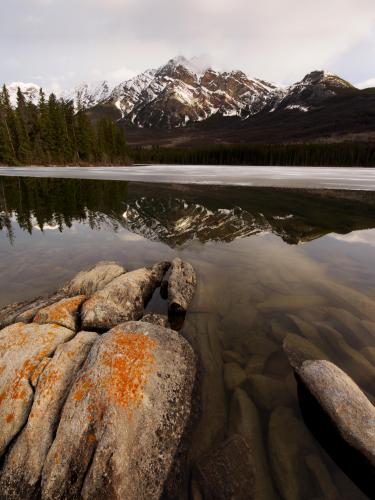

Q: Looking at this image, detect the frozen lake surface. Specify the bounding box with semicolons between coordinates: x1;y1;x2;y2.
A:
1;165;375;190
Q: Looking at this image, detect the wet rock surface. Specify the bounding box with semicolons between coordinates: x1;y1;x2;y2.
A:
299;360;375;467
168;257;197;314
0;259;196;500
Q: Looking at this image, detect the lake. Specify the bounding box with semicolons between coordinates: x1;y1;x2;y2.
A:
1;169;375;499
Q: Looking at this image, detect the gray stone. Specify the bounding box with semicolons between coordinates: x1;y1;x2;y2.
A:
81;261;170;330
168;258;197;314
0;331;99;499
0;322;75;457
33;295;86;331
299;360;375;467
41;321;196;500
140;312;169;328
64;261;126;296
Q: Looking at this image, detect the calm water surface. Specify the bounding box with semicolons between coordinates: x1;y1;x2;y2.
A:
1;175;375;499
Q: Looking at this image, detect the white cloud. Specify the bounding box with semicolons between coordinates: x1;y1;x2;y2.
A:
330;229;375;247
357;77;375;88
0;0;374;88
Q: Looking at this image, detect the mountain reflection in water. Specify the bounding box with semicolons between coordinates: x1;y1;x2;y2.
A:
1;177;375;246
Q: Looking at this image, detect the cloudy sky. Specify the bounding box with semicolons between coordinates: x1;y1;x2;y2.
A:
1;0;375;92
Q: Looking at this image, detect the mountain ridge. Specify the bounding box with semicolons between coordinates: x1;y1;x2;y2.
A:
5;57;360;128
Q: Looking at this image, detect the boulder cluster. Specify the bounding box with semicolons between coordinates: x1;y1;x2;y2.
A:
0;258;197;500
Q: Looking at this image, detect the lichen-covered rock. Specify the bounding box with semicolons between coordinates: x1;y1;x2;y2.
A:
81;262;170;330
283;333;329;370
140;312;169;328
41;321;195;500
168;258;197;314
33;295;86;331
0;331;99;499
64;261;126;296
0;322;75;457
229;389;277;500
0;292;66;329
299;360;375;467
194;435;255;500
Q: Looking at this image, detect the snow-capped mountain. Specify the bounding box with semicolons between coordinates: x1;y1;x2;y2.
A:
267;70;355;112
6;82;41;107
62;81;112;109
106;56;281;127
5;58;358;130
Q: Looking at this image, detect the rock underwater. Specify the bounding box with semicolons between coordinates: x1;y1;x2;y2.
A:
0;260;197;500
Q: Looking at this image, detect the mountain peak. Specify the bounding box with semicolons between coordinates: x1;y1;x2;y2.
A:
165;55;212;75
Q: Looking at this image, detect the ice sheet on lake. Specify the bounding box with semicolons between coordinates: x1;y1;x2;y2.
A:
1;165;375;191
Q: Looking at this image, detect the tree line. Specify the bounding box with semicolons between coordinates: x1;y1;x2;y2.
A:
132;142;375;167
0;85;129;165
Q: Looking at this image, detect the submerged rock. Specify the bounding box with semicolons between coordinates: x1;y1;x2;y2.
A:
41;321;196;500
268;406;315;500
0;322;75;457
168;258;197;314
283;333;329;370
194;435;255;500
0;331;99;499
222;350;246;366
299;360;375;468
244;354;266;376
224;362;247;392
246;374;293;411
64;261;126;296
81;261;170;330
33;295;86;331
229;389;277;500
305;453;340;500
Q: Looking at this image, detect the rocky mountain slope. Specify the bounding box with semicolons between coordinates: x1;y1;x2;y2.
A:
6;57;374;143
6;57;360;127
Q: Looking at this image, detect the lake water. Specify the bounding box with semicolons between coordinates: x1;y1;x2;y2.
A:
1;170;375;499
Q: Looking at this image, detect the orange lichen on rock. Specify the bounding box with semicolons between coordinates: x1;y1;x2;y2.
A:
73;377;94;402
104;332;157;410
5;414;14;423
34;296;86;330
70;331;156;416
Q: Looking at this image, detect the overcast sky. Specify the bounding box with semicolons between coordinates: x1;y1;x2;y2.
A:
1;0;374;91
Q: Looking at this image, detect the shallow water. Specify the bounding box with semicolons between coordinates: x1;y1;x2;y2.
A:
1;175;375;498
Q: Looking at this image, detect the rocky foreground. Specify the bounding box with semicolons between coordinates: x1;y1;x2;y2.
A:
0;259;197;499
0;258;375;499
